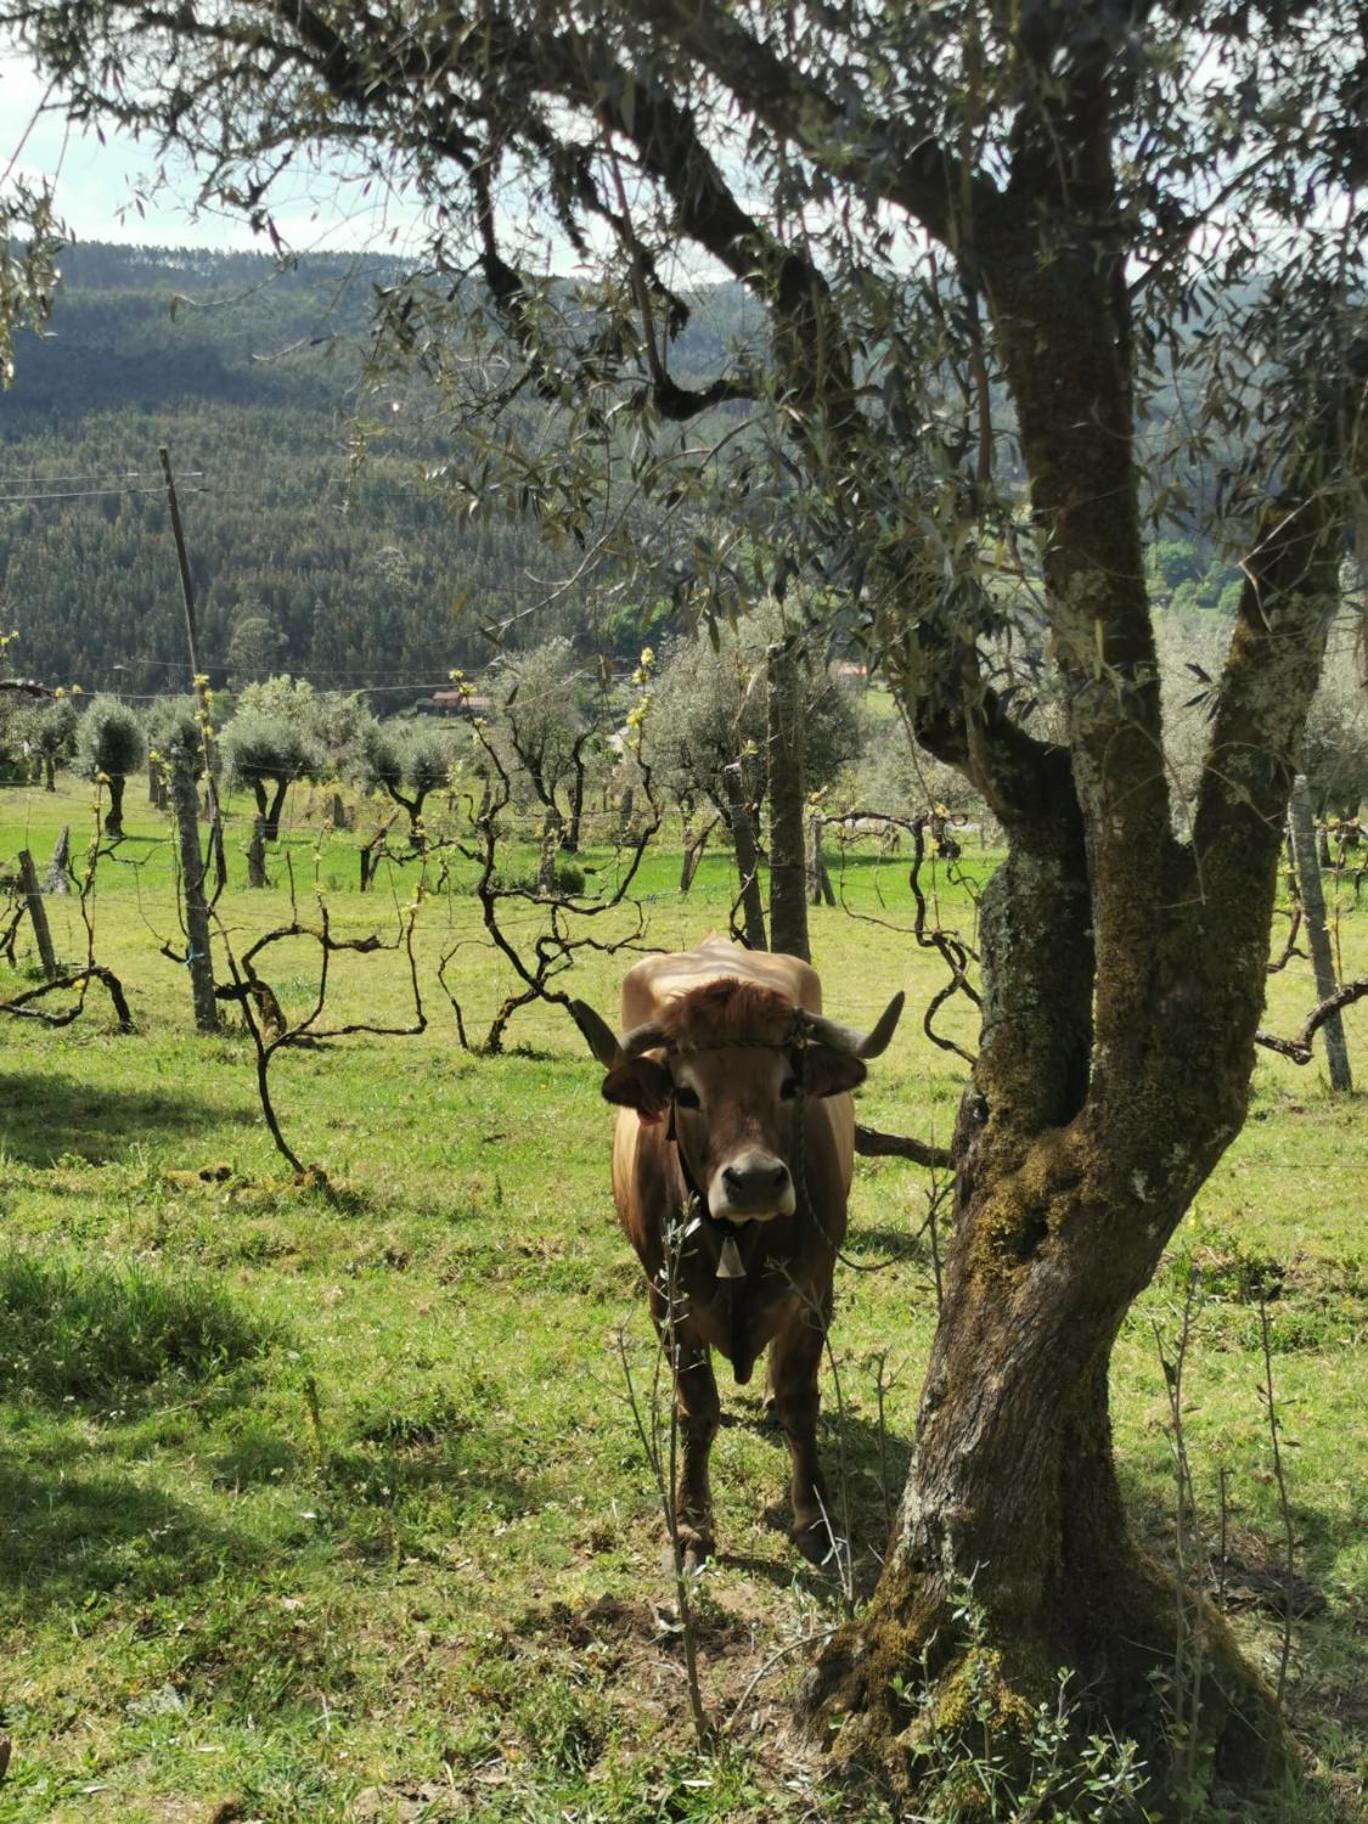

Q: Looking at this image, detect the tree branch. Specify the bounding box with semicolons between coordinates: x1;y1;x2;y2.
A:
1255;978;1367;1066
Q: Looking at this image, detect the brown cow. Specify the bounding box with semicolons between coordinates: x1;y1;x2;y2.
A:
572;937;903;1564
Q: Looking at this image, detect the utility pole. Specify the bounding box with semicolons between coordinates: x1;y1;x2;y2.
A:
160;445;227;896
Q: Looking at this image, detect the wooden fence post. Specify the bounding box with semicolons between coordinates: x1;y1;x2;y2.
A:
169;747;219;1034
247;817;269;889
43;827;71;895
1288;773;1352;1091
807;814;836;907
17;850;58;980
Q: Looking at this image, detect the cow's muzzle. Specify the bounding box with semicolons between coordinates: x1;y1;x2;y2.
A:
709;1154;795;1223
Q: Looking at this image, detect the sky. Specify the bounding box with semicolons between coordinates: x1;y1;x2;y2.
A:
3;51;430;256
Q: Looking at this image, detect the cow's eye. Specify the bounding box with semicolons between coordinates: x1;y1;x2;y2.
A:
780;1077;800;1100
674;1085;701;1111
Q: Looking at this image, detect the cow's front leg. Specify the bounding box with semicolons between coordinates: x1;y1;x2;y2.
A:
768;1310;835;1565
668;1336;720;1568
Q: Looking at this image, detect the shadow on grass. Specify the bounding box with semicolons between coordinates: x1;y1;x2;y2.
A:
839;1223;943;1267
0;1250;276;1404
0;1450;263;1611
712;1402;914;1603
1122;1469;1366;1599
0;1067;255;1166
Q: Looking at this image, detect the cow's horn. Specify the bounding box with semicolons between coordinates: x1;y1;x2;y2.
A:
569;999;622;1069
619;1021;668;1059
803;990;905;1059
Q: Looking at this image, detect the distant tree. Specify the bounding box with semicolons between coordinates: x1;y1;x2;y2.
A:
146;694;214;781
484;639;597;852
353;719;457;842
25;696;78;790
0;694;25;781
220;711;324;841
1160;609;1367;843
1301;614;1368;829
645;616;861;823
234;675;318;721
226;608;287;686
305;691;371;773
235;675;366;774
849;707;991;836
75;694;145;836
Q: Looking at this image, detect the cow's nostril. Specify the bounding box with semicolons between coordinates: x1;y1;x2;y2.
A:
769;1164;789;1189
722;1166;744;1191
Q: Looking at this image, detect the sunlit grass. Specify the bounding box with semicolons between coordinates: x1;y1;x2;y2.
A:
0;774;1364;1820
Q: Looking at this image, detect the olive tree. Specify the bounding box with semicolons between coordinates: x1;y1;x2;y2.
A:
483;638;598;855
353;719;458;842
220;710;324;842
647;616;861;943
646;617;860;822
146;695;216;781
1301;613;1368;832
9;0;1368;1793
26;696;78;791
75;695;145;837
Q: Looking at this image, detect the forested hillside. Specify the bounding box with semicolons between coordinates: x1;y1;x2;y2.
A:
0;244;725;695
1;243;1240;700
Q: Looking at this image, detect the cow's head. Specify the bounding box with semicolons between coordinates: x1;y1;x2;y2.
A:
571;979;903;1224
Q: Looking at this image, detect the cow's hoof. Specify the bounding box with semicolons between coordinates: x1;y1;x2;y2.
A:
792;1516;836;1566
667;1526;714;1574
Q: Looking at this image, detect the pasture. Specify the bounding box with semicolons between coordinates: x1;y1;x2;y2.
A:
1;777;1364;1822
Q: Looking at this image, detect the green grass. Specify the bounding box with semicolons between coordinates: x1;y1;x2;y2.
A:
0;775;1365;1821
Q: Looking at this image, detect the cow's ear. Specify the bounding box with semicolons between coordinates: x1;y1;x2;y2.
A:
602;1056;672;1119
800;1046;867;1098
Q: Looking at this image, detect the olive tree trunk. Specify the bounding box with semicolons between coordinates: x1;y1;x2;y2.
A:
263;776;290;845
766;638;809;960
723;760;767;951
104;773;127;838
807;237;1349;1799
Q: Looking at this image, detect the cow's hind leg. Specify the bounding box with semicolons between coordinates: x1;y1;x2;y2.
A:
669;1336;720;1568
768;1312;836;1565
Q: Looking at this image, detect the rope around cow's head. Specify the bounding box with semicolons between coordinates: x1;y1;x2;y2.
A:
570;991;906;1278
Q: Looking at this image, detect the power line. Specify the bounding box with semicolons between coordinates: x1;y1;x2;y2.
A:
0;480;207;504
0;468;161;487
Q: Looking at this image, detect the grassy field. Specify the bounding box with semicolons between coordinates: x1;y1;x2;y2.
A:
1;776;1364;1823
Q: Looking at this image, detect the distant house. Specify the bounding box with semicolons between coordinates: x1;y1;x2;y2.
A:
420;689;492;718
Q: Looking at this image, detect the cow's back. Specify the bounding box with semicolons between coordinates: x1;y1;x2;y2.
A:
618;935;824;1027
